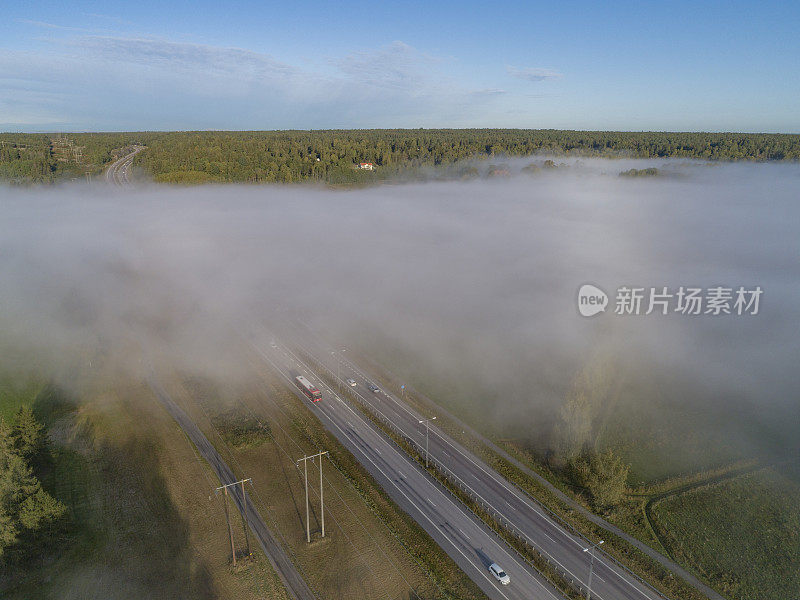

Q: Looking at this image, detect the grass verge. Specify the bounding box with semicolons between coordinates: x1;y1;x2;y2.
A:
170;362;487;600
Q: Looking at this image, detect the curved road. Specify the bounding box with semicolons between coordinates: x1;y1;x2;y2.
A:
105;146;144;185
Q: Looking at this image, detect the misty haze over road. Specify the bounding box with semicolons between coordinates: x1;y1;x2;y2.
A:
2;158;798;480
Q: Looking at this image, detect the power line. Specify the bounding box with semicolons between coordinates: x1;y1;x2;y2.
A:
249;340;441;600
216;478;253;565
296;451;328;543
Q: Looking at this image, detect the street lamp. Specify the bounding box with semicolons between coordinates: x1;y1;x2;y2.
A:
418;416;437;468
583;539;604;600
331;351;339;389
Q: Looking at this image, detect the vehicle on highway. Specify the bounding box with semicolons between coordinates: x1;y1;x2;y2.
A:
295;375;323;402
346;378;357;387
489;563;510;585
367;383;381;393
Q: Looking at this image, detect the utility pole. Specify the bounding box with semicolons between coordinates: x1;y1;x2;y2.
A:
223;486;236;566
418;416;437;468
318;455;324;538
216;478;253;566
583;539;604;600
297;451;328;542
241;479;251;556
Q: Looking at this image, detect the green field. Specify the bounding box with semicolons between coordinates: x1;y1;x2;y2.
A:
651;466;800;600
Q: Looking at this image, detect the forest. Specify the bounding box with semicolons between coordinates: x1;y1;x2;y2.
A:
1;129;799;184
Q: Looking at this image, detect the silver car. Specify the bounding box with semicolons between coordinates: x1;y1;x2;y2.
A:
346;378;357;387
489;563;510;585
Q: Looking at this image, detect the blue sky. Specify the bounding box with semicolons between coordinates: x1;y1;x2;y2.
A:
1;1;798;132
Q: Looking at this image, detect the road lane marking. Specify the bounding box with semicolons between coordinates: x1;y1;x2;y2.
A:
259;340;564;600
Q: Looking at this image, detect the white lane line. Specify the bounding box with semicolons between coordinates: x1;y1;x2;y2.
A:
314;396;518;600
302;345;613;600
261;340;561;600
291;337;611;594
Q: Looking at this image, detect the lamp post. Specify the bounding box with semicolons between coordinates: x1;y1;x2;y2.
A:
418;416;437;468
331;351;339;389
583;539;604;600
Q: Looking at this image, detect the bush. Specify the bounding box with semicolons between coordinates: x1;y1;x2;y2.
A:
567;449;630;510
211;408;270;449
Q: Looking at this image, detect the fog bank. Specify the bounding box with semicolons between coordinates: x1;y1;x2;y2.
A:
2;159;798;476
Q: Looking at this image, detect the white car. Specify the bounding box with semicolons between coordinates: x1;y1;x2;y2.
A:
346;378;357;387
489;563;510;585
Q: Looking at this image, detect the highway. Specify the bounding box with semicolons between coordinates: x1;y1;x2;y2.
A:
270;325;677;600
105;146;144;185
254;339;566;600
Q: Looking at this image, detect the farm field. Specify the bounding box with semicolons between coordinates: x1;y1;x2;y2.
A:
650;465;800;600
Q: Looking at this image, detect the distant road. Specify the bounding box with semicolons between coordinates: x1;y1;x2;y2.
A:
105;146;144;185
147;377;317;600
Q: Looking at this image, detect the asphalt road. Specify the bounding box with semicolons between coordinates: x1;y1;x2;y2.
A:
147;377;318;600
255;340;566;600
105;146;144;185
275;326;676;600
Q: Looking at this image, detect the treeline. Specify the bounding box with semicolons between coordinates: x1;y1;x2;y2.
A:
1;129;799;184
0;133;135;184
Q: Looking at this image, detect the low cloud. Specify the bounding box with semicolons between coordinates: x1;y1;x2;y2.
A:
1;160;798;474
507;65;561;82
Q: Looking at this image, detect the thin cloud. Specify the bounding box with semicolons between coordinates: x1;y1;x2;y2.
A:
74;36;298;77
17;19;98;34
472;88;507;96
507;65;561;82
82;13;134;26
0;36;512;129
336;41;439;92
